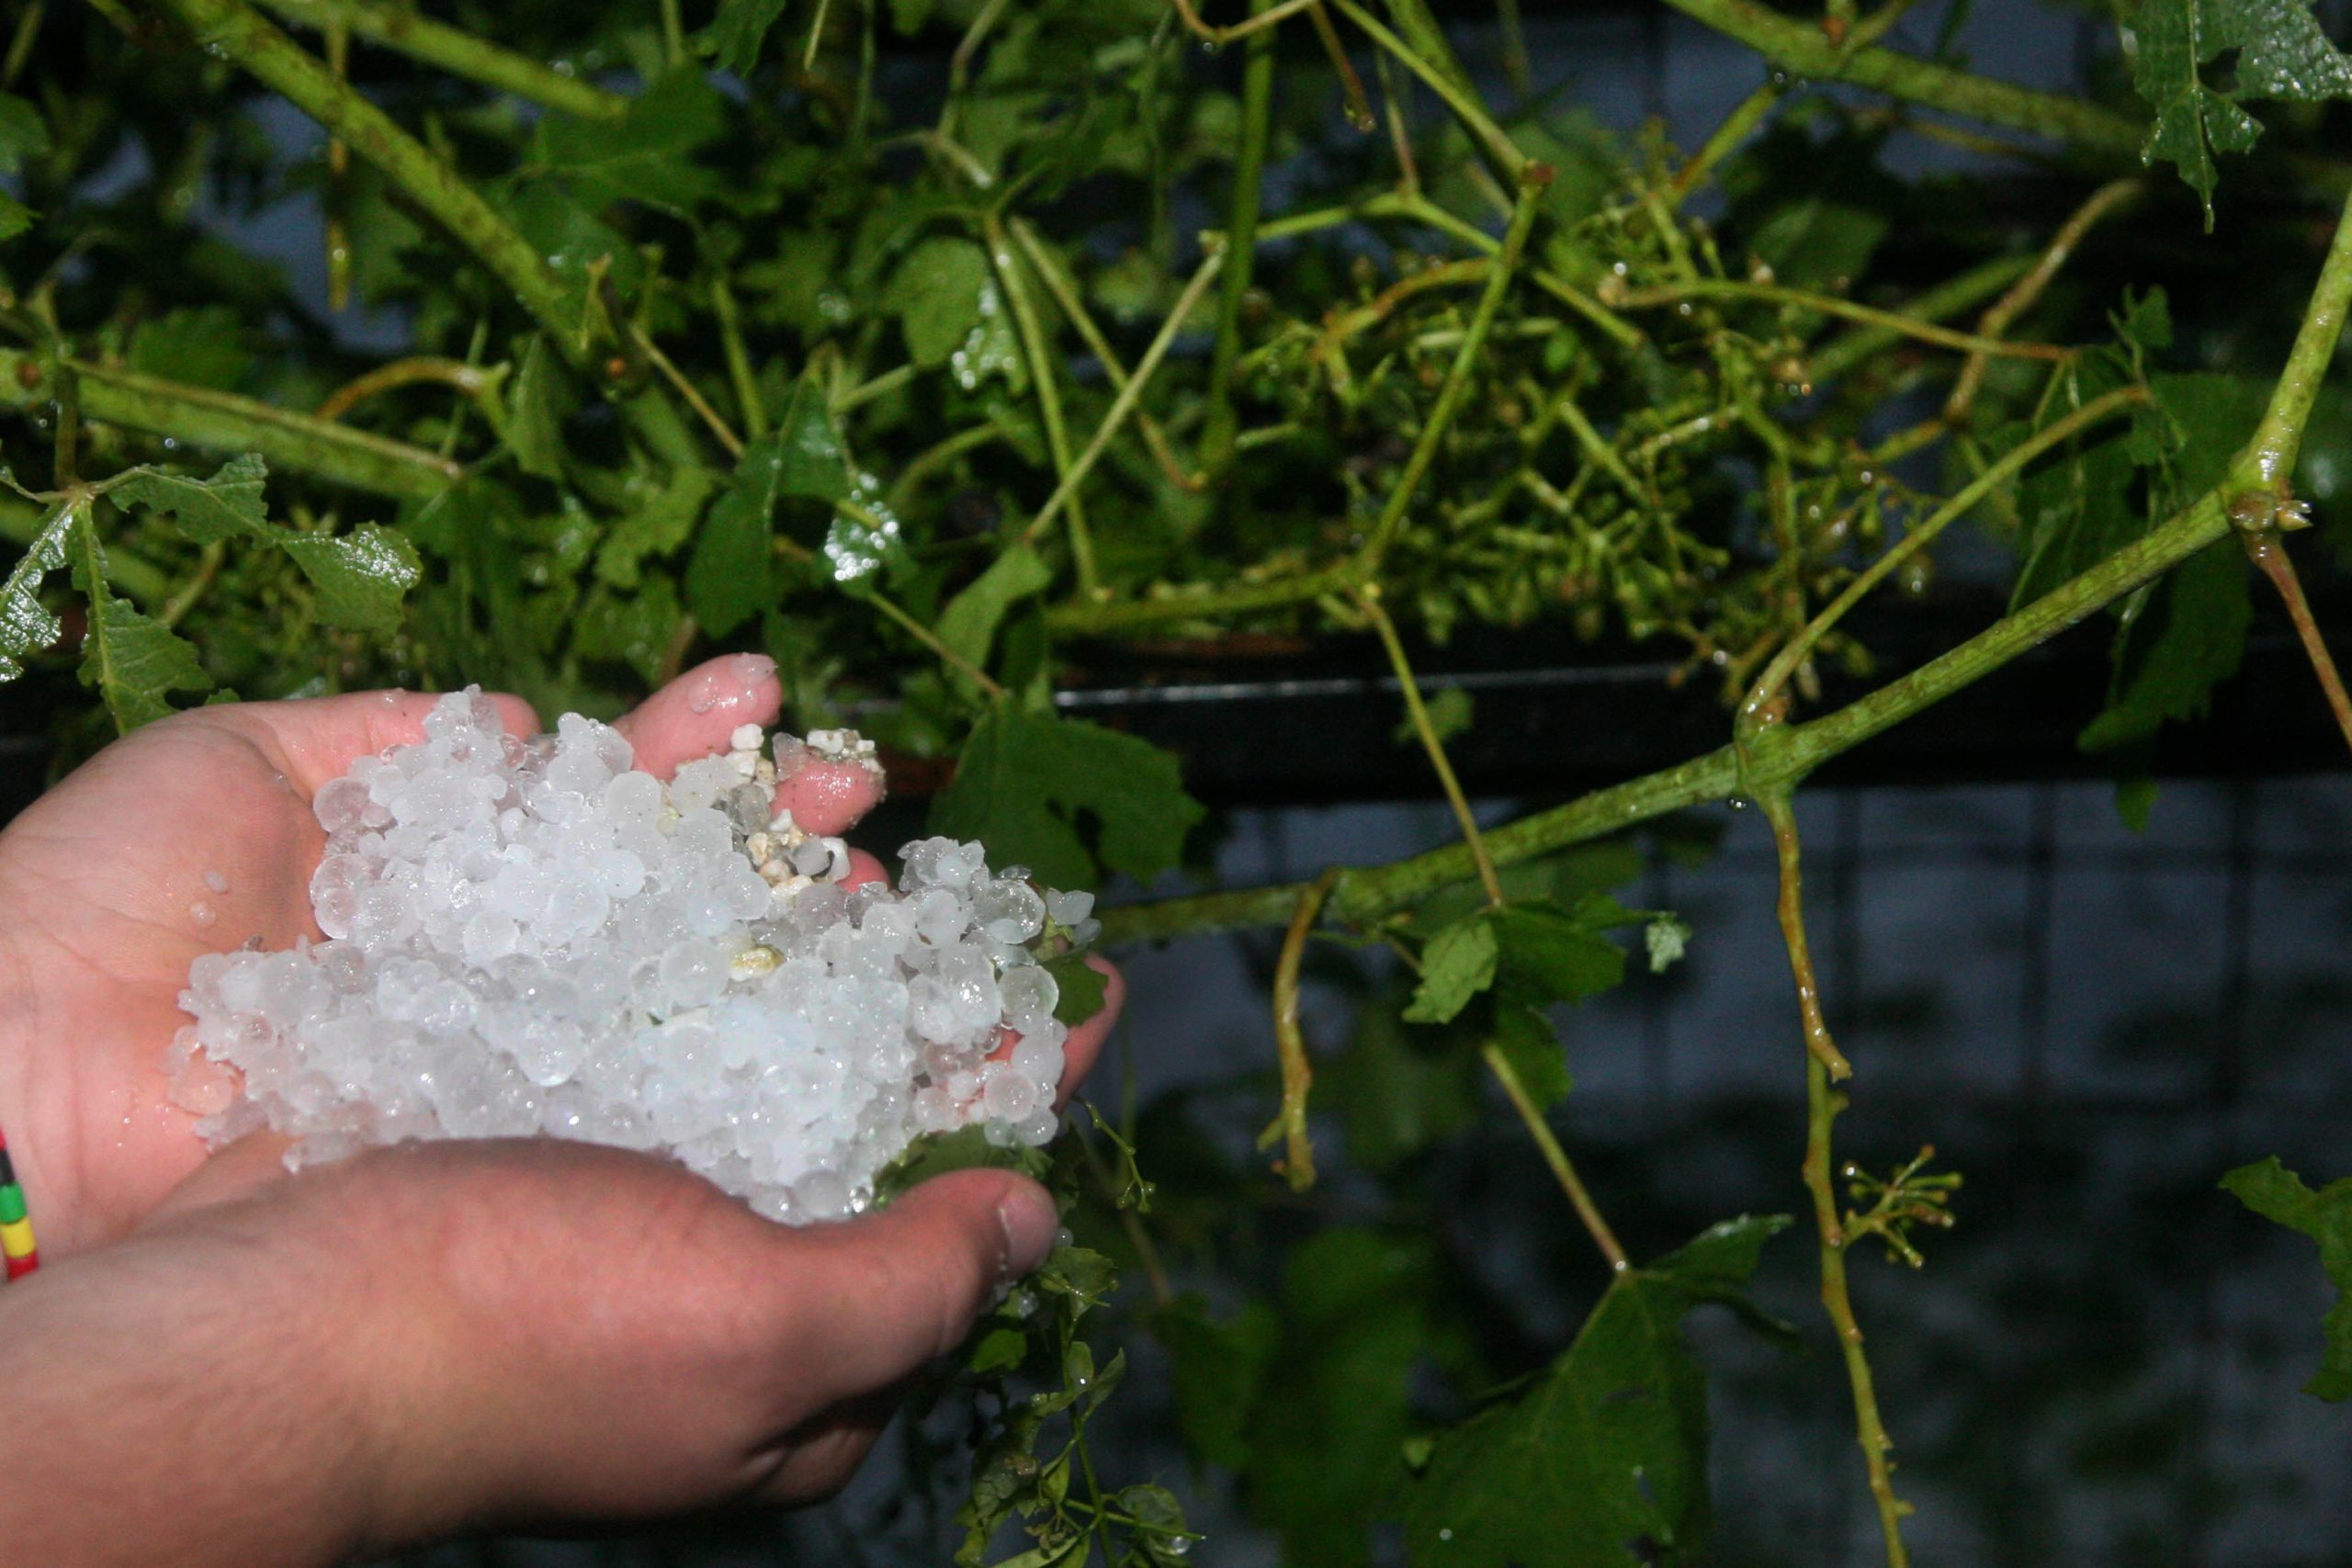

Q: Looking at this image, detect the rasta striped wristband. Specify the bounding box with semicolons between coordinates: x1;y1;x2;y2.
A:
0;1124;36;1280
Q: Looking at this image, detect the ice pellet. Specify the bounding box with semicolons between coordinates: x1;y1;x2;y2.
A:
173;690;1098;1224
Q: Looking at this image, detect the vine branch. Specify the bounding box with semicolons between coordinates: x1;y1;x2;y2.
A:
1259;868;1339;1192
150;0;592;356
252;0;628;119
0;346;461;498
1758;786;1912;1567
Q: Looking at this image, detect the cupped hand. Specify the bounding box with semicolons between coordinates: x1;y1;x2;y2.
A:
0;652;1118;1250
4;1131;1073;1565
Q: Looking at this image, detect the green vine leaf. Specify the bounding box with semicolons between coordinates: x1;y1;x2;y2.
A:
126;306;254;390
0;91;49;171
107;454;270;545
773;374;854;502
1489;902;1626;1008
2078;536;2250;752
936;540;1053;674
930;701;1204;890
687;377;846;635
279;525;424;636
885;236;995;369
2128;0;2352;221
597;468;718;589
1228;1227;1437;1565
535;70;728;213
2221;1157;2352;1401
501;335;572;480
2008;369;2267;761
875;1122;1055;1205
1405;897;1626;1099
1401;1216;1791;1568
1392;685;1473;749
1402;913;1498;1025
0;90;47;239
70;512;210;730
1042;951;1108;1027
1322;981;1482;1173
0;496;77;680
572;578;682;684
697;0;793;76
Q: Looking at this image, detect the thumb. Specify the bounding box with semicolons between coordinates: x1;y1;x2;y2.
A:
142;1130;297;1226
775;1168;1060;1408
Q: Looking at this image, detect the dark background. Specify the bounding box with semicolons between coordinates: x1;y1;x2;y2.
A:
7;0;2352;1563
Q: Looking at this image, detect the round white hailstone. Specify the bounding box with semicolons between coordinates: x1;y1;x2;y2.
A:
173;691;1096;1224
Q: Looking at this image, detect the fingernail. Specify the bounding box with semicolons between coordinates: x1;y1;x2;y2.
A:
729;652;777;682
997;1186;1059;1279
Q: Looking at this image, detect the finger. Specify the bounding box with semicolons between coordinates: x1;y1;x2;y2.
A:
611;654;782;781
745;1393;895;1507
772;750;886;836
141;1130;297;1225
220;689;541;801
841;847;888;891
775;1168;1058;1410
1054;955;1123;1108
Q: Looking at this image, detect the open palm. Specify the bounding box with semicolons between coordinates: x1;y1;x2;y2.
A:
0;651;1110;1254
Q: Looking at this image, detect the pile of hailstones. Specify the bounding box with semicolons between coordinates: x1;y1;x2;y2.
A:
172;691;1100;1225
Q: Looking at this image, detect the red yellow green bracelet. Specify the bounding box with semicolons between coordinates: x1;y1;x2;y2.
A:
0;1125;36;1280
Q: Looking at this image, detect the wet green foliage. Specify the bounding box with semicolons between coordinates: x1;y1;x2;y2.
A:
5;0;2352;1562
1399;1215;1790;1568
2130;0;2352;220
2222;1156;2352;1401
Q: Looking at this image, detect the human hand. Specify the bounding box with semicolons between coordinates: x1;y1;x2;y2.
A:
0;652;1125;1561
0;651;1118;1249
0;1125;1078;1565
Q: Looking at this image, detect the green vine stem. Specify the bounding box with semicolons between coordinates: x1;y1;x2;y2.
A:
1327;0;1524;182
1669;0;2136;152
1007;218;1203;491
2234;194;2352;493
313;355;491;423
152;0;593;355
1166;0;1318;44
862;587;1005;698
1049;175;1545;627
2241;526;2352;761
1304;1;1375;134
1097;463;2252;946
1482;1039;1629;1271
1694;0;2352;194
1360;583;1504;902
629;321;745;460
1023;244;1226;556
1944;178;2143;425
1360;167;1547;571
1758;784;1912;1568
1743;385;2148;719
1259;867;1339;1192
1199;0;1276;473
709;276;770;443
1807;254;2034;384
986;211;1096;594
251;0;628;119
52;358;80;488
1380;190;1637;348
1364;580;1629;1271
1670;77;1783;204
1043;561;1355;635
0;346;461;498
1611;278;2070;362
